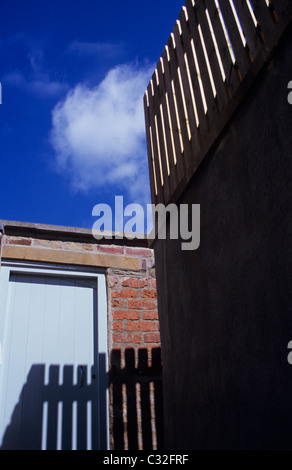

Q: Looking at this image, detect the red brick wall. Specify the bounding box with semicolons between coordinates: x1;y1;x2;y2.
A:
1;233;161;363
0;228;163;450
106;250;163;451
109;274;159;353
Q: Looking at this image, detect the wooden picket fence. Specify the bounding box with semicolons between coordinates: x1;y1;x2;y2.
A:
144;0;292;206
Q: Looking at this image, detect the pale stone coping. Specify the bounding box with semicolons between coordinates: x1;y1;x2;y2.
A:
0;220;149;247
2;245;140;270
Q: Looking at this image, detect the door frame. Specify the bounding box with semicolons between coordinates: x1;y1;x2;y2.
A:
0;258;109;450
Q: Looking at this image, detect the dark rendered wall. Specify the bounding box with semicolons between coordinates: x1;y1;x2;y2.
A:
154;32;292;450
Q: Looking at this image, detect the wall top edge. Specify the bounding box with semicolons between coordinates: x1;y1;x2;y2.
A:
0;220;149;248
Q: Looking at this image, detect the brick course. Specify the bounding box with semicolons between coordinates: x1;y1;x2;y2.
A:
1;235;160;352
107;256;160;359
1;226;161;450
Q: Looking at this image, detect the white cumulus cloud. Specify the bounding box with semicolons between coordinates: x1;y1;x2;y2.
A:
50;62;154;202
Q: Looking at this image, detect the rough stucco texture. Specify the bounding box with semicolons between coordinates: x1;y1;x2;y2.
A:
154;34;292;450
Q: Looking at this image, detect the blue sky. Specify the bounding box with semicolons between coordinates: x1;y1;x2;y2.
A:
0;0;182;231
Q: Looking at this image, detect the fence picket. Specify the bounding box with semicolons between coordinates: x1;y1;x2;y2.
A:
185;0;230;113
205;0;241;95
161;48;186;189
144;93;158;204
178;8;210;144
172;21;201;161
144;0;291;206
147;81;166;205
180;6;216;127
167;34;194;177
251;0;277;40
151;71;171;203
217;0;252;80
156;59;179;200
232;0;264;59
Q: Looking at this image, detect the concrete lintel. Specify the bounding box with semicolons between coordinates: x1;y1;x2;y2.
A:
2;245;141;270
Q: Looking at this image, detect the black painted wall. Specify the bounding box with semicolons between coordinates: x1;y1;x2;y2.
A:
154;32;292;450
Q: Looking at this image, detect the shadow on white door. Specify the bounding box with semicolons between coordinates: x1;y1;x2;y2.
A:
0;271;108;450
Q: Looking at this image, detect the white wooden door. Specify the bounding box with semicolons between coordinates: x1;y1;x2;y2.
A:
0;265;108;450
